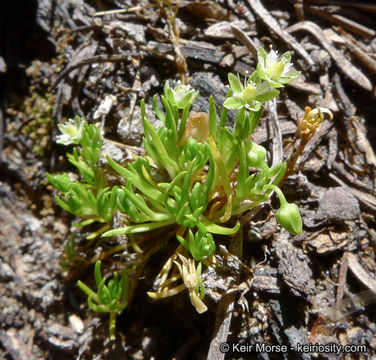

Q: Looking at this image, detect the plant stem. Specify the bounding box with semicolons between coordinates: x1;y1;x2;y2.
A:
263;184;287;207
208;138;232;198
109;311;116;341
281;138;308;183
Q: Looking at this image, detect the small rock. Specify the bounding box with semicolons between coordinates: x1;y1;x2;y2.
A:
316;187;360;222
99;140;127;165
0;260;15;282
20;215;41;233
93;95;117;120
275;237;315;300
110;22;146;44
69;314;84;334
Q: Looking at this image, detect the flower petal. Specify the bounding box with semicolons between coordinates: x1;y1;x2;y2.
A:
266;49;278;67
245;102;261;112
279;72;301;83
257;47;267;67
223;96;245;110
228;73;243;94
256;87;280;103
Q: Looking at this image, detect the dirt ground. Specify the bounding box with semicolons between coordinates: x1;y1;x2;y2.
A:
1;0;376;359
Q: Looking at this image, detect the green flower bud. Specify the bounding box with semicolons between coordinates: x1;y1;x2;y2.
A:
276;202;302;235
224;73;279;112
245;141;267;168
266;60;285;80
257;47;300;88
263;184;302;235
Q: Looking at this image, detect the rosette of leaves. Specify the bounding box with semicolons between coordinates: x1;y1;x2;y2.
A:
77;261;129;341
103;90;240;239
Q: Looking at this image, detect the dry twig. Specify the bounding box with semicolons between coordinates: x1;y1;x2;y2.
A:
334;26;376;75
286;21;372;91
154;0;187;83
245;0;315;69
308;5;375;39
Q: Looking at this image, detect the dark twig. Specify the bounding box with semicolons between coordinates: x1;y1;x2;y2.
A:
334;26;376;75
154;0;187;83
230;24;258;59
266;99;283;167
286;21;372;91
336;251;349;306
329;173;376;212
308;6;375;39
348;253;376;294
245;0;315;69
51;54;133;89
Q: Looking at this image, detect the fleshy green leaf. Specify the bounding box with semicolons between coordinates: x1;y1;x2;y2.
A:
102;219;176;237
228;73;243;93
107;156;166;206
200;216;240;235
256;88;280;103
223;96;245;110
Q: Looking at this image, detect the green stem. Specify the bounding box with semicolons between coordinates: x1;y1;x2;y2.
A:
208;138;232;198
75;217;104;228
109;311;116;341
86;224;110;240
233;200;262;215
263;184;287;207
209;95;217;141
219;89;232;129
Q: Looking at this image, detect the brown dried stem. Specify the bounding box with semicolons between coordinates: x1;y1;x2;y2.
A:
153;0;188;83
282;106;333;182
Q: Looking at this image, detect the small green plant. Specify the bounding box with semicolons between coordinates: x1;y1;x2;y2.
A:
77;261;129;341
47;117;117;238
48;47;332;339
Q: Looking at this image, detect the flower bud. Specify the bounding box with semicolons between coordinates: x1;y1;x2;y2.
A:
165;81;199;109
276;202;302;235
178;113;209;146
257;47;300;88
246;141;267;168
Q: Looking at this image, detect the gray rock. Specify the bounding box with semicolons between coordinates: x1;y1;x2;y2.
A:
316;187;360;222
0;260;15;282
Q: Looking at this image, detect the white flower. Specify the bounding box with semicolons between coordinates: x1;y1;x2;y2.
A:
257;47;300;88
165;80;199;109
56;116;85;145
224;73;279;111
